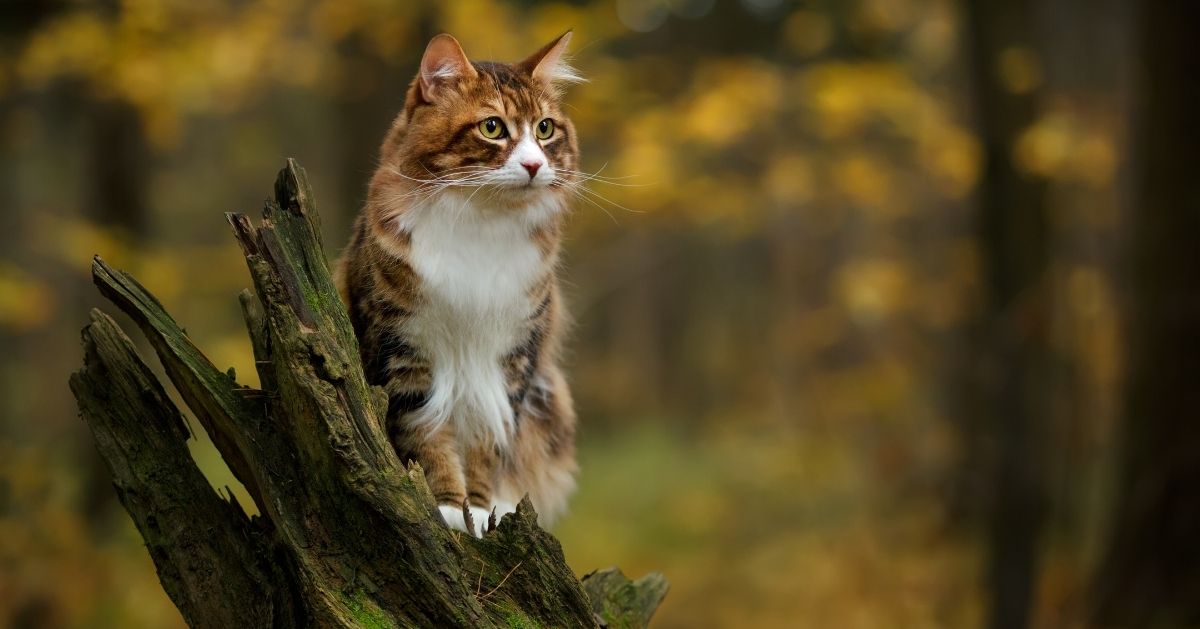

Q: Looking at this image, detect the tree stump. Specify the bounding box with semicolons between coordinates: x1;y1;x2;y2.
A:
69;160;667;628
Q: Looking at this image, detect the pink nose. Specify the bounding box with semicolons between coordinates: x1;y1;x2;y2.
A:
521;161;542;178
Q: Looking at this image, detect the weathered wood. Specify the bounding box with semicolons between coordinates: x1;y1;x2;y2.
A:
90;257;269;514
582;568;670;629
69;310;298;629
71;160;666;628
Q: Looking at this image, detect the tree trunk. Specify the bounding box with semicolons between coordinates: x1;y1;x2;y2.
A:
87;98;149;237
1088;1;1200;625
962;2;1053;628
69;160;667;628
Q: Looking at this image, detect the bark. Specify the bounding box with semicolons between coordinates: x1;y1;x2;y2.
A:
70;160;667;628
1088;1;1200;624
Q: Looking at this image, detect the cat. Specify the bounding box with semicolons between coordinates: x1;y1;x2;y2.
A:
335;32;583;536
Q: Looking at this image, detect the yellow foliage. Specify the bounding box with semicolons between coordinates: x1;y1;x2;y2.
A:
309;0;366;44
1015;115;1072;178
35;215;130;272
918;126;982;199
0;446;186;628
1014;112;1117;186
688;174;759;232
682;60;783;146
0;2;1132;626
832;152;899;212
793;306;847;351
908;2;958;68
852;0;918;35
765;152;815;205
0;263;56;331
784;10;834;58
802;62;926;139
16;14;110;87
997;46;1043;95
837;258;913;322
1068;132;1117;186
441;0;523;59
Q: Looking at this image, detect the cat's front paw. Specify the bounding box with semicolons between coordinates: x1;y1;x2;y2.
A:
438;504;491;537
469;506;492;536
438;504;471;535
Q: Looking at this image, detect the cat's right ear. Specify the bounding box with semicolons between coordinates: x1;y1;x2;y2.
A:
419;34;476;102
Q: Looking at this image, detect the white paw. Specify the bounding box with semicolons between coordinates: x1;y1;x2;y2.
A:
438;504;470;535
438;504;493;537
469;506;492;536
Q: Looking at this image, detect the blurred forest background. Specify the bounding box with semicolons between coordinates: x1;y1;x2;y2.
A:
1;0;1196;627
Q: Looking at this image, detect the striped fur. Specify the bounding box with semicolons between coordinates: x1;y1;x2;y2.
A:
334;32;580;534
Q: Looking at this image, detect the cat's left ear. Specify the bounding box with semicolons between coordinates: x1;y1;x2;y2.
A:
518;30;585;94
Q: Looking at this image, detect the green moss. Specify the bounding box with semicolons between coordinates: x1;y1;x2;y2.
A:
343;589;398;629
304;286;323;313
503;610;540;629
492;600;541;629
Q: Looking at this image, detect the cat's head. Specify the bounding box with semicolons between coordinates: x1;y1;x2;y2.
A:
387;32;583;209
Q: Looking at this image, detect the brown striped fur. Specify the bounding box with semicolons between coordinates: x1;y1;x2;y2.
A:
334;32;581;533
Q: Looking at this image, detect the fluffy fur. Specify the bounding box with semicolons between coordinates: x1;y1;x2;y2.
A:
335;32;581;536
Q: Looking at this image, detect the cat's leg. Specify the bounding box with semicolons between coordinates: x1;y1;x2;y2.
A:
464;443;500;536
391;420;472;534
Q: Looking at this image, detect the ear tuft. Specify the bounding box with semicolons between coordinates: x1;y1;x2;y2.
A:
519;30;586;93
419;34;477;101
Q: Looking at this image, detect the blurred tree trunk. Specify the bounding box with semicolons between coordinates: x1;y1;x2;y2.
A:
88;98;149;237
88;0;149;237
0;0;59;399
0;2;55;242
70;161;666;629
767;211;803;422
333;13;433;234
1088;1;1200;625
962;2;1052;628
613;226;667;413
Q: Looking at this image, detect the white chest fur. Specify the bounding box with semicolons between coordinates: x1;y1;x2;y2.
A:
395;194;555;447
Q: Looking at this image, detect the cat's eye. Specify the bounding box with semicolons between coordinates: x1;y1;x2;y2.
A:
478;117;507;140
536;119;555;140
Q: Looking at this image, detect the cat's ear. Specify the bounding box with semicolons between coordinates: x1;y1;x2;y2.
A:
518;30;585;93
419;34;477;101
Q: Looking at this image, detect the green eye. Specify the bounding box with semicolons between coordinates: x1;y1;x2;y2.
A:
478;117;506;139
535;118;555;140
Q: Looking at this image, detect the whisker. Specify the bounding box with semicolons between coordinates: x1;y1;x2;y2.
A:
572;185;644;214
557;173;652;188
563;185;619;225
385;163;495;186
553;177;644;217
553;169;639;182
553;163;653;190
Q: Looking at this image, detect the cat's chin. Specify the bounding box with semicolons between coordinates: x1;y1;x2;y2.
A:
432;183;564;221
486;184;559;206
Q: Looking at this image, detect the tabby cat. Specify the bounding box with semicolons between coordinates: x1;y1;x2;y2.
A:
335;32;582;536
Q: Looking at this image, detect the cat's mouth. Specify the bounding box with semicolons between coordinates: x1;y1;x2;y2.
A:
495;178;551;192
503;184;549;199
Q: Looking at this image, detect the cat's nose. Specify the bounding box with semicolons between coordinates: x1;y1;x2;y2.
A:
521;161;542;178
